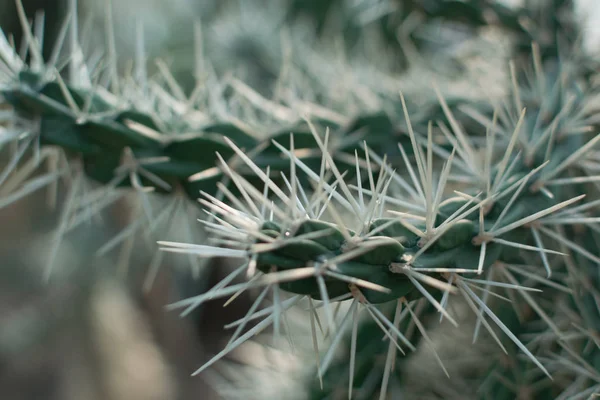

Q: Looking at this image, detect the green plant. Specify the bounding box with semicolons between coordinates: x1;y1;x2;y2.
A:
2;0;600;399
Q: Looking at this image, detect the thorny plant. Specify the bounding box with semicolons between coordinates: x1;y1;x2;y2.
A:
2;0;600;399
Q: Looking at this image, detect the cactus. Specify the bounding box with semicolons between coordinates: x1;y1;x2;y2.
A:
2;0;600;399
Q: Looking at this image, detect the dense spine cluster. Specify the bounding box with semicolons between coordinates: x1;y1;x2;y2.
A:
2;0;600;399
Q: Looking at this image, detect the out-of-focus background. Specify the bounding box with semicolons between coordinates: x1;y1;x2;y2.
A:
0;2;276;399
0;1;599;399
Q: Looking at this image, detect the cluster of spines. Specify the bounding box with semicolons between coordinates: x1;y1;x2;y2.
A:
160;73;599;392
2;0;600;399
0;0;437;285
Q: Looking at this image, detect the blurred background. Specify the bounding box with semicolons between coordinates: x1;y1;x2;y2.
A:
1;0;600;399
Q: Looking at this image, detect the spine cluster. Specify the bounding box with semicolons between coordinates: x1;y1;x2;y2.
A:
2;0;600;399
